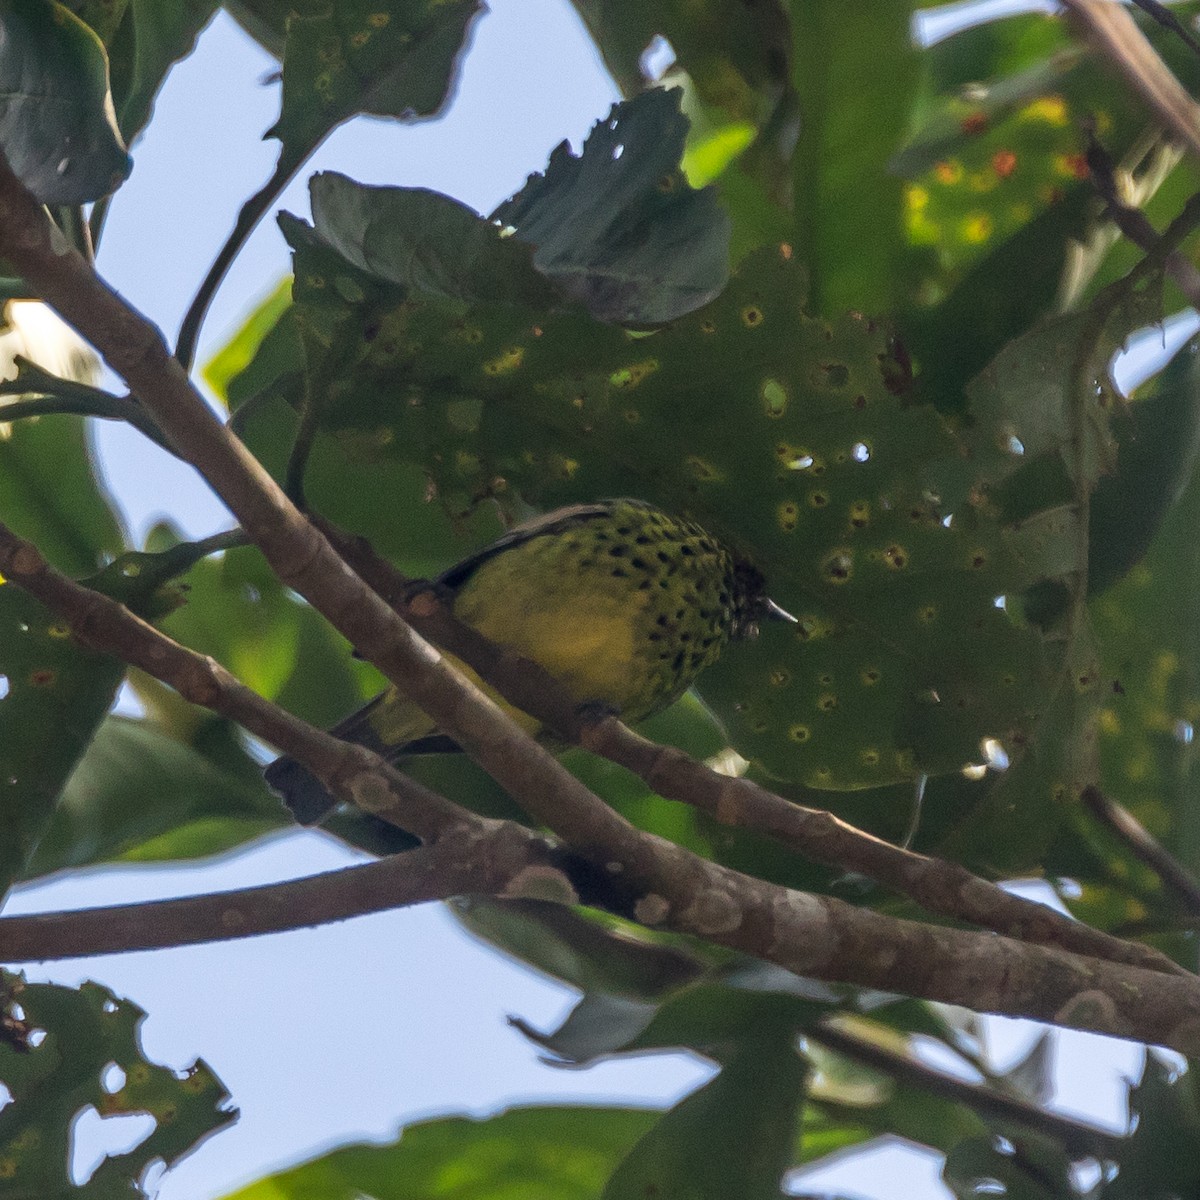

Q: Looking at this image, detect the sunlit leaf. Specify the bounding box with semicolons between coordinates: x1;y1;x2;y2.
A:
218;1106;658;1200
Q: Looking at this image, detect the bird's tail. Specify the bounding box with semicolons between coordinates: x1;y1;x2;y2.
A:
264;692;459;824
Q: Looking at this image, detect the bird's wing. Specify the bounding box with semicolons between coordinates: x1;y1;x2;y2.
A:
437;501;618;590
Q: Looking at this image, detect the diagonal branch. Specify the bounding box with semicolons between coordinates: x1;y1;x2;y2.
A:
5;520;1200;1050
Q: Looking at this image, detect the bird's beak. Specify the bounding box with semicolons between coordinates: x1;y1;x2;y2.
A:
764;598;798;624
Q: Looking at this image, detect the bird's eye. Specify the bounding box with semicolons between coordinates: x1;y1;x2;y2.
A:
745;622;761;641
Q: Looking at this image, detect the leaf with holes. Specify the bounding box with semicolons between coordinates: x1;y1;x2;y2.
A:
492;88;730;323
0;971;234;1195
242;238;1091;796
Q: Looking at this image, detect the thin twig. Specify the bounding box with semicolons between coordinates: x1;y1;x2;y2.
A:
176;156;295;371
0;391;177;456
809;1022;1121;1158
1129;0;1200;60
1083;785;1200;914
0;823;564;961
1085;134;1200;307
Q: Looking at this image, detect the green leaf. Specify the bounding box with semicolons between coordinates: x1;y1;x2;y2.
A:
268;0;481;173
519;964;836;1067
566;0;796;247
22;715;288;877
1087;339;1200;595
0;578;123;894
492;88;730;324
453;898;707;1001
0;406;126;579
218;1106;658;1200
159;541;372;726
266;237;1081;795
602;1015;808;1200
0;0;131;203
0;971;234;1196
943;1131;1083;1200
788;0;923;316
107;0;220;145
302;173;561;308
203;277;293;404
1107;1055;1200;1199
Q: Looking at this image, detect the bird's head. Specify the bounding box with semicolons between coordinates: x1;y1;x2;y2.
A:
730;557;796;641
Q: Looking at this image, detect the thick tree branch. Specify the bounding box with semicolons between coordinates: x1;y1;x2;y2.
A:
809;1022;1120;1158
318;519;1187;980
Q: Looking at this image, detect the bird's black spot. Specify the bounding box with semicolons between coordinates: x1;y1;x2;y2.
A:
631;557;649;571
656;615;669;626
635;534;651;545
611;567;630;578
680;545;695;557
608;545;627;557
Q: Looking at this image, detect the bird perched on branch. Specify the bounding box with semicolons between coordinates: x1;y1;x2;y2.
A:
266;498;793;822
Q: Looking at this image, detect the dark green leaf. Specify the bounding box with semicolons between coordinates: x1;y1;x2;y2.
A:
0;402;126;578
943;1131;1084;1200
23;715;288;878
108;0;220;145
1107;1055;1200;1199
269;0;481;172
492;88;730;323
0;0;131;203
267;236;1076;796
1088;339;1200;595
603;1017;808;1200
0;970;234;1196
452;899;705;1001
566;0;795;210
789;0;923;316
303;173;560;308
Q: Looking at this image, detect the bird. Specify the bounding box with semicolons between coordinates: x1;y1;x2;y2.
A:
265;498;794;823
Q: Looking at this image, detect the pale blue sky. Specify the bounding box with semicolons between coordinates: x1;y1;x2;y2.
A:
7;4;1163;1197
